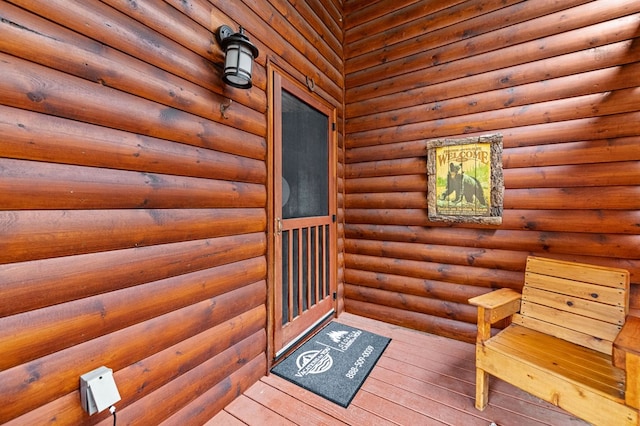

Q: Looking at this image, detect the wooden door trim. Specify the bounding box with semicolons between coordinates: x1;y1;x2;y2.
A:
267;62;338;363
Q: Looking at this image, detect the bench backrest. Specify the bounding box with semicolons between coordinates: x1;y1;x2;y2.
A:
513;256;629;355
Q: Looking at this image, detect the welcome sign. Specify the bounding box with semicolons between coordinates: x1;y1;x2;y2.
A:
271;322;391;407
427;134;504;225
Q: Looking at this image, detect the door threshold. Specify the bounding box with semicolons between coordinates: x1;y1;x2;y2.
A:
274;309;335;362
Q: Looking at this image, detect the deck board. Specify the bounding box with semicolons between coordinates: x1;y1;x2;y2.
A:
212;313;590;425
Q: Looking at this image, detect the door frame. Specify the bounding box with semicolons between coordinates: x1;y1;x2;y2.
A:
267;63;338;363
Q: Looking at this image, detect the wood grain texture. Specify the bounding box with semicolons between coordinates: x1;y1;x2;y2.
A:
0;208;266;264
0;233;266;317
472;256;636;424
0;52;266;160
0;0;344;424
0;0;638;423
214;313;591;426
6;308;266;425
0;283;266;422
0;105;266;184
343;0;640;347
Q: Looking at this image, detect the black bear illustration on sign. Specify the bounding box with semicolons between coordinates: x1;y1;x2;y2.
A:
440;162;486;206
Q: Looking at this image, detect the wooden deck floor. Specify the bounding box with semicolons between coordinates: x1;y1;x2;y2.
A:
209;313;589;425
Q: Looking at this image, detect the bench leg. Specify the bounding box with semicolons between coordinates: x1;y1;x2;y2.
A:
476;367;489;410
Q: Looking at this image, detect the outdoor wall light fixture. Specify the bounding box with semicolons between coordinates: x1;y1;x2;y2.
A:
216;25;259;89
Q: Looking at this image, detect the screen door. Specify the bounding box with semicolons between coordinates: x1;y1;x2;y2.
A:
271;69;336;358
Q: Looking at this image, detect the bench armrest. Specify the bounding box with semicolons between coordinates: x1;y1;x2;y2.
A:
614;315;640;361
613;316;640;410
469;288;521;342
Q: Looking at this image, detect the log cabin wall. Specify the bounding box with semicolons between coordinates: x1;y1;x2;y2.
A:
0;0;343;424
343;0;640;343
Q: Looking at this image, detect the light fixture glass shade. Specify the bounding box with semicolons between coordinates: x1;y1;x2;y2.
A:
218;26;259;89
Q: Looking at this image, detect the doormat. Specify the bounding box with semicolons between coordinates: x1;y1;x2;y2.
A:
270;321;391;407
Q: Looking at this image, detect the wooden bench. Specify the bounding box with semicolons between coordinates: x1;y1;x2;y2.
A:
469;256;640;426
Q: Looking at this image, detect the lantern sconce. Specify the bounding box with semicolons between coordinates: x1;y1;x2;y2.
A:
216;25;259;90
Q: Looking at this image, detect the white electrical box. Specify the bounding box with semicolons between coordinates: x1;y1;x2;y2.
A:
80;366;121;415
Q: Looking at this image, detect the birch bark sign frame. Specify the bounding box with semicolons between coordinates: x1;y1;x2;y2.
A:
426;134;504;225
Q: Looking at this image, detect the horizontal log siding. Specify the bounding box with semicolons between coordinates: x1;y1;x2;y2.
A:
343;0;640;341
0;0;343;424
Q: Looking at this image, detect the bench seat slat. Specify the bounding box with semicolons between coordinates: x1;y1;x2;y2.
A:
494;324;625;390
485;325;625;400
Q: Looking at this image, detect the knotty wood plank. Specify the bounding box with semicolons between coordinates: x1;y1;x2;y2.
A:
522;286;625;324
9;0;253;96
4;314;266;425
347;3;639;103
0;260;266;370
344;253;522;289
348;86;640;147
496;324;619;374
348;63;640;135
347;38;640;119
527;256;630;287
339;312;474;349
505;136;640;168
159;354;267;426
0;52;266;160
345;284;477;323
0;106;266;184
505;160;640;189
113;335;266;426
346;192;428;209
519;301;622;342
0;208;265;264
343;0;419;30
0;158;265;210
501;209;640;235
345;298;478;343
0;2;266;129
0;285;266;422
344;268;488;304
344;223;640;260
216;0;343;101
346;174;427;193
0;233;266;318
317;0;343;29
345;0;469;57
501;111;640;150
302;0;344;50
344;208;640;231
